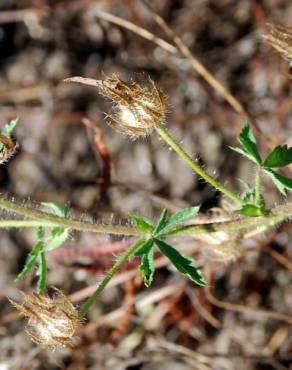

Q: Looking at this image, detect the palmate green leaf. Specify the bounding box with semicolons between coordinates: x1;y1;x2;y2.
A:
130;213;154;233
156;206;200;236
230;123;261;165
263;145;292;168
37;251;48;294
264;169;292;195
138;239;155;287
15;240;44;282
155;239;207;286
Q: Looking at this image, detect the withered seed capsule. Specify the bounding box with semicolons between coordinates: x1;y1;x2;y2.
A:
65;74;167;137
8;289;80;350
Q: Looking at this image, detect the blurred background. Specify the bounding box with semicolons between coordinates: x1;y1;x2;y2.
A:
0;0;291;369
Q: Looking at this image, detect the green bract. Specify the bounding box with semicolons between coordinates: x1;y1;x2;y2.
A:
234;204;268;217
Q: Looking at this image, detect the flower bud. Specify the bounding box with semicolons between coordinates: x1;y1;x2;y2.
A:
65;74;167;137
8;289;79;350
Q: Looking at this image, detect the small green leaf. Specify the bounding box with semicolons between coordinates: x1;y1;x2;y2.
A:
42;202;69;218
238;123;262;165
230;123;262;165
229;146;257;163
156;206;200;236
0;117;19;151
263;145;292;168
37;226;45;239
137;238;154;255
1;117;19;136
155;239;207;286
46;229;70;251
139;240;155;287
15;241;44;281
153;208;168;236
42;202;70;250
264;169;292;195
234;204;268;217
134;238;154;257
132;237;148;256
130;213;154;233
51;226;63;237
133;238;155;286
167;206;200;226
37;251;48;294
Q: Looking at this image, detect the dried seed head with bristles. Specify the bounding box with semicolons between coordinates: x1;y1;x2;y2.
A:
8;289;80;350
0;134;18;164
263;24;292;68
64;74;167;137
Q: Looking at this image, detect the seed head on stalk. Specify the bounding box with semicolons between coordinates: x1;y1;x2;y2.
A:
64;74;167;137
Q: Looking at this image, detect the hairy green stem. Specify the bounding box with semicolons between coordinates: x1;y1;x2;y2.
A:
163;203;292;237
1;196;291;238
155;125;245;206
0;195;140;236
78;238;144;317
255;172;260;204
0;220;58;228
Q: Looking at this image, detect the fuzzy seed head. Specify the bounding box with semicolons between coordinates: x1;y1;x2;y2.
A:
8;289;80;350
98;74;166;137
65;74;167;137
